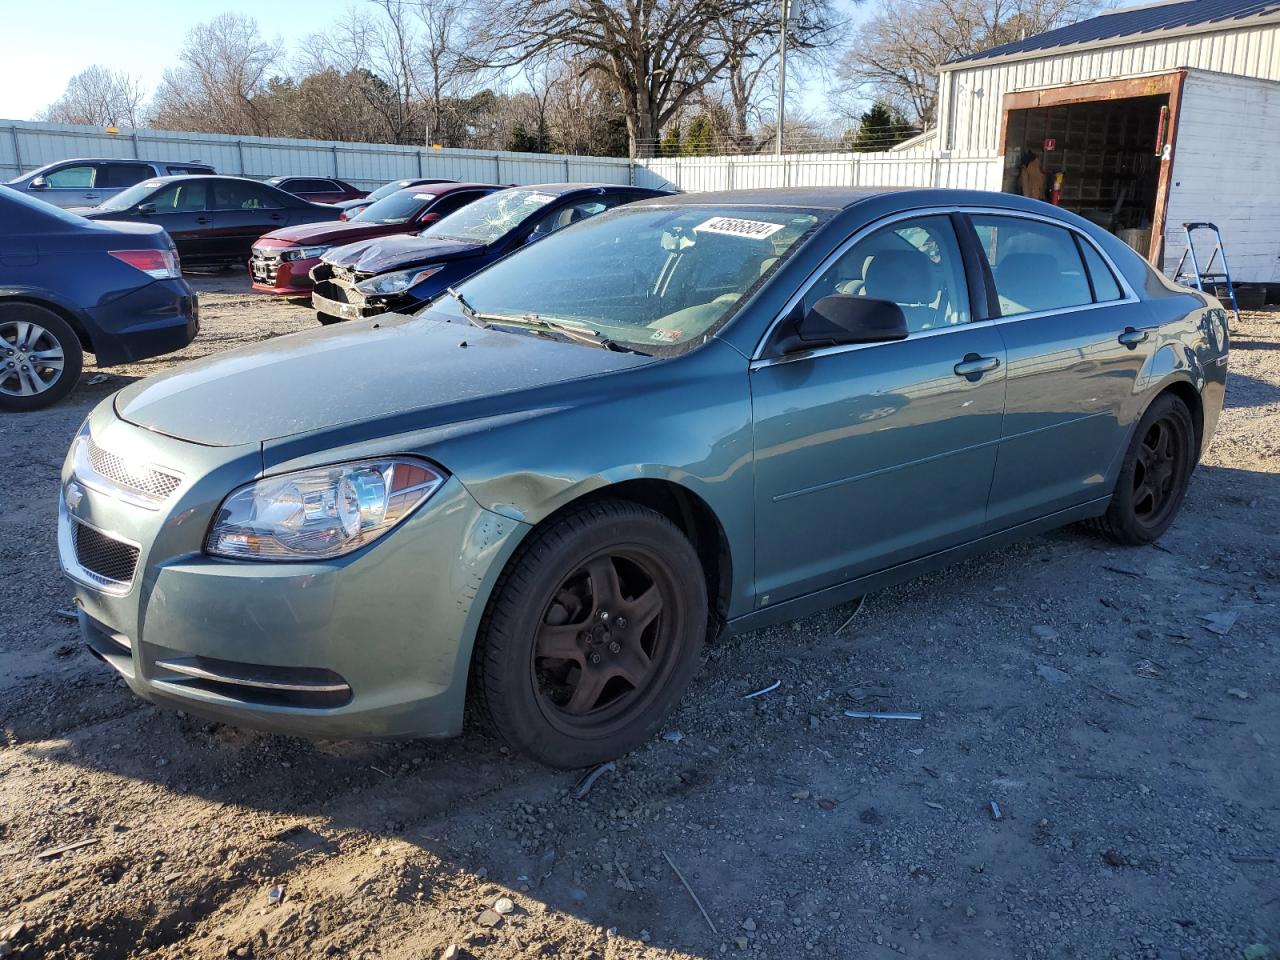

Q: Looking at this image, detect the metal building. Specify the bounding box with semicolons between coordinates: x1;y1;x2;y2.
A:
929;0;1280;286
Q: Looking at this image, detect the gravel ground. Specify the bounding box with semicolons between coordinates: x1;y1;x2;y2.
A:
1;277;1276;960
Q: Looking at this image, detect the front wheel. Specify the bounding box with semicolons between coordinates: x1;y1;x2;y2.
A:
0;303;83;412
1094;393;1197;544
472;500;708;768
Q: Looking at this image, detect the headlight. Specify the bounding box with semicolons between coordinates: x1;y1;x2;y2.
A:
205;458;446;561
354;265;444;296
280;245;331;262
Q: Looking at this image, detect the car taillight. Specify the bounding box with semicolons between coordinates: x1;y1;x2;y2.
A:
109;248;181;279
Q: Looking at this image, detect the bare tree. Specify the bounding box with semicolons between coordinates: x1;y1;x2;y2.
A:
150;13;283;135
839;0;1103;127
39;65;146;128
470;0;838;158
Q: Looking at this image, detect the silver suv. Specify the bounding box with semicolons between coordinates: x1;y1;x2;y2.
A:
5;158;216;208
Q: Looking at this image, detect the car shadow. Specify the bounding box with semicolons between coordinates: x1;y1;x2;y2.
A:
10;460;1279;959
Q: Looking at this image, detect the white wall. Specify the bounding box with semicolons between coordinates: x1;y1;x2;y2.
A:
1162;70;1280;284
0;119;637;189
938;22;1280;152
637;149;1002;192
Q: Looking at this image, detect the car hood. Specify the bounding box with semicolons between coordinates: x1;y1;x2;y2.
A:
258;220;411;246
113;313;653;447
324;235;485;274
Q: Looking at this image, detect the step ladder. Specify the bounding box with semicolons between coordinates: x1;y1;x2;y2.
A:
1172;222;1240;321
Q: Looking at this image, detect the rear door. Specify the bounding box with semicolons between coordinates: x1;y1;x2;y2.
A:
95;162;153;203
750;213;1007;604
207;180;287;262
967;212;1157;529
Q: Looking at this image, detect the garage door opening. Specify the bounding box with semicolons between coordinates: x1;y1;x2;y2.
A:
1001;82;1179;262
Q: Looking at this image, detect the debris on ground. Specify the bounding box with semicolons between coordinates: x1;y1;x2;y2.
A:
743;680;781;699
1199;610;1241;635
573;761;616;799
843;710;923;721
1037;664;1071;684
663;851;718;935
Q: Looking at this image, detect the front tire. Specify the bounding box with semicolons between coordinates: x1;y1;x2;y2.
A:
473;500;708;768
0;303;83;412
1094;393;1196;544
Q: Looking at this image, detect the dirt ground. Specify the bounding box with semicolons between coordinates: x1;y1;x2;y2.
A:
1;274;1276;960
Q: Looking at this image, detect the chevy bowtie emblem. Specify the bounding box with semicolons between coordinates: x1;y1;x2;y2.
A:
65;481;83;510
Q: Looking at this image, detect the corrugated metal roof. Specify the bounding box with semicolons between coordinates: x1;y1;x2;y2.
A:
949;0;1280;65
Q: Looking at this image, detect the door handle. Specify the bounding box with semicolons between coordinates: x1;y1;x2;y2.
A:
954;354;1001;379
194;216;212;224
1118;326;1156;348
269;213;283;220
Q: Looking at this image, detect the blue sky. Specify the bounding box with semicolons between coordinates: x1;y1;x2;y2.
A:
0;0;1142;126
0;0;868;124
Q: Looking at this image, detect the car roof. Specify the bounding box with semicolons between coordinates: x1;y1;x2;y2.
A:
506;182;662;197
134;174;278;185
629;186;1099;217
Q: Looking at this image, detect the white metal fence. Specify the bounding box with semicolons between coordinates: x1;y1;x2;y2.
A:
0;119;639;190
635;149;1003;192
0;119;1003;197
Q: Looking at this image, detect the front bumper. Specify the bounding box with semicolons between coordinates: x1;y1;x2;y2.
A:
311;272;419;321
249;252;319;295
59;404;527;740
84;278;199;366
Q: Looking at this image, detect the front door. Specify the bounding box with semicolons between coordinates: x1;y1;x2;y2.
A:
751;214;1007;604
968;213;1158;529
142;180;212;264
38;162;106;208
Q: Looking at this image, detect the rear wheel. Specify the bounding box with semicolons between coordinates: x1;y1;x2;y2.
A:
0;303;83;412
1094;393;1196;544
473;500;708;768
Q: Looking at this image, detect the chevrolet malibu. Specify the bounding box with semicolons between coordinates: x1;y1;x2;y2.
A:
59;188;1228;768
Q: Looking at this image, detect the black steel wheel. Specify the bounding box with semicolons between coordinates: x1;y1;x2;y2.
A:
0;303;83;412
473;500;707;768
1094;393;1196;545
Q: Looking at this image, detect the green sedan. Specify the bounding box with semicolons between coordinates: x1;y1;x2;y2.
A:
59;188;1229;767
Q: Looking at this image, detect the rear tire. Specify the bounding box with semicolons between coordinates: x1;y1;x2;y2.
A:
0;303;83;412
1093;393;1196;545
472;500;708;768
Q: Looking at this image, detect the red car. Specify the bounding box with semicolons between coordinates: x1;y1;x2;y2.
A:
249;182;499;295
265;176;368;205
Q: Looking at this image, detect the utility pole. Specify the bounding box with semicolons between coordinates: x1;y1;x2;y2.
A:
775;0;788;156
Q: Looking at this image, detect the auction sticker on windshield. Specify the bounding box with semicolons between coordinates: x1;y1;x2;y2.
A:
694;216;785;240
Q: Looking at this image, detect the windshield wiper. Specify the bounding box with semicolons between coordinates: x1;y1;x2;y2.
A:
443;288;633;352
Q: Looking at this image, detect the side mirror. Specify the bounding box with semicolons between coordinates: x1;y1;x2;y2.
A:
776;295;909;355
136;202;157;215
417;212;440;225
29;176;48;190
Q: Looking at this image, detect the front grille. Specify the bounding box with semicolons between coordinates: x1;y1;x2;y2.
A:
86;437;181;501
73;520;139;587
250;249;281;284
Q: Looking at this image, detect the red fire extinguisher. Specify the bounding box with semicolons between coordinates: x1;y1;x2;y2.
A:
1051;172;1064;206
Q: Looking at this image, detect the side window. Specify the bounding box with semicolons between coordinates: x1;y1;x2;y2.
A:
1078;239;1124;302
97;164;152;188
44;164;97;188
290;179;334;193
528;200;610;239
165;165;212;176
211;181;281;210
971;216;1092;316
802;215;971;333
427;191;484;218
150;182;208;213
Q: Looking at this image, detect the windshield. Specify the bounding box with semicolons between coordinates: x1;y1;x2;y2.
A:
96;179;165;212
364;179;419;203
423;188;561;245
352;189;435;224
426;204;824;354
